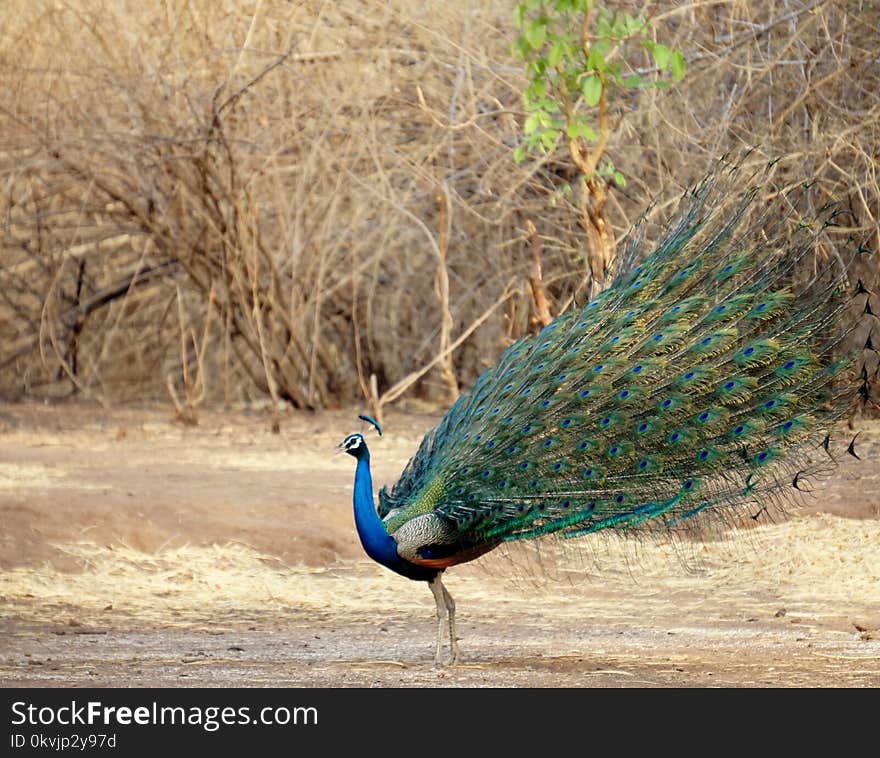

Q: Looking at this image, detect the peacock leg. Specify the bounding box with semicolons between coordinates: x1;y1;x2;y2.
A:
428;574;458;666
440;580;458;664
427;576;446;665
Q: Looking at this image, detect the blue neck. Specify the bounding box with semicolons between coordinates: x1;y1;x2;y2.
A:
351;445;436;582
352;449;404;571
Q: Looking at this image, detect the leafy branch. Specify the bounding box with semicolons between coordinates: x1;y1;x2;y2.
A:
514;0;685;297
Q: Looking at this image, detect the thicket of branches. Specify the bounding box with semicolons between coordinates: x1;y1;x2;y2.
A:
1;0;877;417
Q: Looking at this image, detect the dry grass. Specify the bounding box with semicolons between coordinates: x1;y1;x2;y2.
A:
2;514;878;628
0;0;878;411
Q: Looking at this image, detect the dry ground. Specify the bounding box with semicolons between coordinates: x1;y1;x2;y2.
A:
1;403;878;687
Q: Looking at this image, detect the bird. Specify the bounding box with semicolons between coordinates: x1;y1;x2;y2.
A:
339;156;871;666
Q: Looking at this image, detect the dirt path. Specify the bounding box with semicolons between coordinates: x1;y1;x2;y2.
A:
1;403;878;687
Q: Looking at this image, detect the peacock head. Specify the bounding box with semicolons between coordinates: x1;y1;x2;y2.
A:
339;415;381;460
338;433;368;459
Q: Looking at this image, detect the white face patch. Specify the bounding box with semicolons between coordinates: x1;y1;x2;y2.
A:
341;434;363;452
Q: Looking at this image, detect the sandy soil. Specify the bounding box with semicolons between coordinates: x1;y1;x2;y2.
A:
1;402;878;687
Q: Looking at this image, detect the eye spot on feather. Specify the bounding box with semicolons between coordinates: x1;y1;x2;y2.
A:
583;468;594;479
637;423;649;433
661;399;672;409
519;462;529;470
467;493;477;501
600;417;611;427
503;416;513;424
698;412;710;421
733;425;745;436
683;479;694;490
593;364;605;373
543;439;553;448
756;451;769;462
743;347;755;356
671;305;681;313
561;500;571;508
506;447;516;455
783;421;794;430
783;360;795;370
486;441;495;449
632;364;643;374
698;450;709;460
474;434;482;442
722;265;733;273
685;372;695;380
561;418;572;428
556;374;567;382
724;381;735;390
521;425;532;434
553;463;562;471
715;305;727;313
701;337;712;346
491;408;499;415
497;480;507;489
580;389;591;398
764;399;776;409
669;432;681;442
652;333;663;342
754;303;767;311
619;389;630;399
615;494;625;504
541;399;551;408
578;441;589;450
482;470;491;477
503;384;513;391
522;388;531;396
610;336;620;344
638;460;648;470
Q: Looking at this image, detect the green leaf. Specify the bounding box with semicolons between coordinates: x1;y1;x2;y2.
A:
523;112;542;135
525;20;547;50
540;130;559;150
613;171;626;188
565;120;599;141
513;145;527;164
624;74;644;88
586;47;606;72
671;49;686;82
514;4;525;28
651;43;670;70
548;40;565;67
581;74;602;107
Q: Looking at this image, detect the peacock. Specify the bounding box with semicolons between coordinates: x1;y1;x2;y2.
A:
339;156;872;665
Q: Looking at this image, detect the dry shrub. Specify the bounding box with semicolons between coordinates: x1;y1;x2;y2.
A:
0;0;877;412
